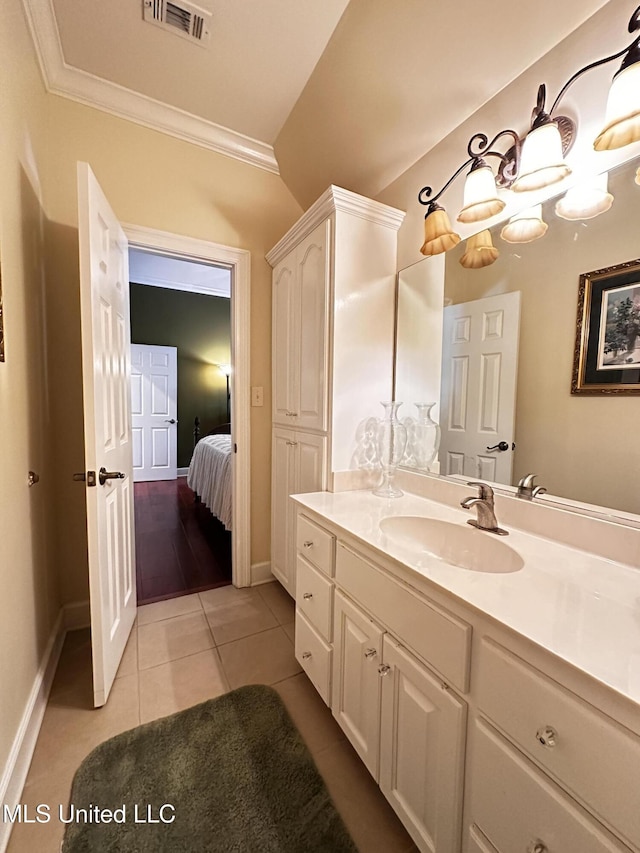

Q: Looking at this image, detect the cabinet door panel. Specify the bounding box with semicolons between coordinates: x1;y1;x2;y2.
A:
296;431;327;495
296;220;329;431
271;428;296;595
380;636;466;853
272;259;298;425
332;589;383;779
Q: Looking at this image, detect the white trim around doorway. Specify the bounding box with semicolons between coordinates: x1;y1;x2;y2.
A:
123;223;251;588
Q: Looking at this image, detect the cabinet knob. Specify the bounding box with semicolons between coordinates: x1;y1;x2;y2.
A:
302;652;312;660
364;648;377;659
286;440;298;447
303;540;314;549
378;664;390;676
303;592;313;600
535;726;558;748
527;842;547;853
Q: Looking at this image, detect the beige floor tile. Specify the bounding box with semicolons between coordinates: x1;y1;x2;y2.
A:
139;648;229;723
201;586;278;645
137;611;214;670
116;626;138;678
273;673;345;756
281;621;295;644
314;740;416;853
217;626;302;689
258;581;296;625
137;592;203;626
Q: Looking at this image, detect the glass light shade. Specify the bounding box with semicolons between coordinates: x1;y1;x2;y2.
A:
500;205;548;243
459;230;499;269
594;62;640;151
457;165;506;223
420;208;460;256
555;173;614;220
512;122;571;193
218;363;232;376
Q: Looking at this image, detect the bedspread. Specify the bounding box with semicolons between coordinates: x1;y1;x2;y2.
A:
187;435;233;531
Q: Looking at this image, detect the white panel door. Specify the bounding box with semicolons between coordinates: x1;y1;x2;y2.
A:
77;162;136;708
380;635;467;853
130;343;177;482
332;589;384;780
440;292;520;485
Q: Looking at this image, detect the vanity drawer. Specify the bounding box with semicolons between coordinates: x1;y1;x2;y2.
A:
296;555;333;641
296;514;335;577
469;719;629;853
335;542;471;692
477;638;640;847
295;609;332;705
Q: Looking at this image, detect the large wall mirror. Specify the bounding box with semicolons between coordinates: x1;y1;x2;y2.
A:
394;154;640;518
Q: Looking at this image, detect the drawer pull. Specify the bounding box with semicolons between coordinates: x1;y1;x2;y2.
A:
302;592;313;600
302;652;312;660
527;842;547;853
364;648;377;659
303;540;314;549
535;726;558;749
378;664;390;676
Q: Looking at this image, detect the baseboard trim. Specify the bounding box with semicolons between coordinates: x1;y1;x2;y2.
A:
63;599;91;631
0;611;66;853
177;468;189;477
250;561;274;586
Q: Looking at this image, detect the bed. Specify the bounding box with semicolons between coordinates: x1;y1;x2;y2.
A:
187;421;233;531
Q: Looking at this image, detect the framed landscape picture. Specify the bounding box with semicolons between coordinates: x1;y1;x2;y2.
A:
572;259;640;394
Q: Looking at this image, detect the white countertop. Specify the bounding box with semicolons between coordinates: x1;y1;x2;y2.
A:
292;489;640;705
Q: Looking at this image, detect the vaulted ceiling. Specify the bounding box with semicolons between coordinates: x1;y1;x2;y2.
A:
26;0;614;207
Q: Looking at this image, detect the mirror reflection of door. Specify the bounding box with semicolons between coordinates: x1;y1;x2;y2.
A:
440;292;520;484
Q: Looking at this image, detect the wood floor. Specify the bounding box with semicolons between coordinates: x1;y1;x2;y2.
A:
134;478;232;605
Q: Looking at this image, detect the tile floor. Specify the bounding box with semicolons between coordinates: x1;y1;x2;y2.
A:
7;582;416;853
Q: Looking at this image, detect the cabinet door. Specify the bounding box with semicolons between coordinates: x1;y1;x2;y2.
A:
380;635;467;853
295;220;329;431
332;589;384;780
271;428;297;595
295;431;327;495
272;257;298;425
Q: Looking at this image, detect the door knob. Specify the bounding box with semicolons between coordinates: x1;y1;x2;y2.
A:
164;418;177;424
98;467;126;486
486;441;513;452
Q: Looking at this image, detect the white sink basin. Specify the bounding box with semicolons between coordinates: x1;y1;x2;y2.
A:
379;516;524;573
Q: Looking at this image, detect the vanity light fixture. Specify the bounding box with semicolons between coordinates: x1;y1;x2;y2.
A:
500;205;548;244
417;5;640;257
459;230;499;269
555;173;614;220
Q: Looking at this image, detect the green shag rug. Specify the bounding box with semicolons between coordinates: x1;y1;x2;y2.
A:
62;685;357;853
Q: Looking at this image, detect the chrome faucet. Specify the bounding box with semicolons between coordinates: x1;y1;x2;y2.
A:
516;473;547;500
460;481;508;536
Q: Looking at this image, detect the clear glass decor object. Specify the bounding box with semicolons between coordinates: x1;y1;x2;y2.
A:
373;401;408;498
413;402;441;470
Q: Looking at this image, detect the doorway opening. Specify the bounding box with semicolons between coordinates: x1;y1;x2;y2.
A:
124;223;252;598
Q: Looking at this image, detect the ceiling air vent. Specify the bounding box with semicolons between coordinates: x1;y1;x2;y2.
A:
143;0;212;46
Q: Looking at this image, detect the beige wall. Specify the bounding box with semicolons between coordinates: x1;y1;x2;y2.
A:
0;0;60;800
41;97;302;603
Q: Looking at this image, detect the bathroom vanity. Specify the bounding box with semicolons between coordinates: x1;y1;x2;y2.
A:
291;487;640;853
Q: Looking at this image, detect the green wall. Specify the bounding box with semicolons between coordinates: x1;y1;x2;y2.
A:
130;284;231;468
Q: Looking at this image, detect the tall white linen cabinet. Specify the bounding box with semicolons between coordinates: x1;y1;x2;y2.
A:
266;186;405;597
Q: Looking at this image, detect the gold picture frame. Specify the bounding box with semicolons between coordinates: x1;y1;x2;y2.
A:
572;258;640;394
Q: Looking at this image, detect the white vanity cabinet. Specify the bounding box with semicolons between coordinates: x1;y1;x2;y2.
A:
292;499;640;853
267;187;404;600
295;509;469;852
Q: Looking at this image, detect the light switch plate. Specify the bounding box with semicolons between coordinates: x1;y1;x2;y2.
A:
251;386;264;406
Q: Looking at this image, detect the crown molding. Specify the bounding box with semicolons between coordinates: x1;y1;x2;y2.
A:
21;0;280;175
266;185;405;266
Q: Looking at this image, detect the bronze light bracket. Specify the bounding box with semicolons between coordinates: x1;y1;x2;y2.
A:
417;4;640;211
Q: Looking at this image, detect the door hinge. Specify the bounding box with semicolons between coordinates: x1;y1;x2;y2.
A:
234;443;237;453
